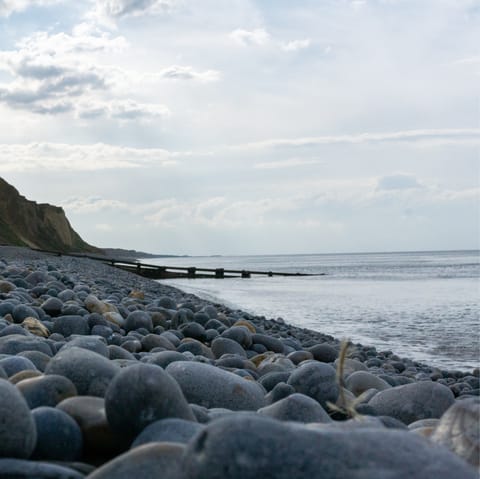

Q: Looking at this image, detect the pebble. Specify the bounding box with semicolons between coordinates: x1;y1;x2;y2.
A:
258;392;332;423
166;360;266;411
307;343;338;363
0;459;85;479
0;355;38;376
57;395;129;459
17;374;77;409
211;336;246;358
31;406;83;461
0;378;37;458
105;363;196;439
183;414;477;479
45;346;120;396
131;417;205;447
345;370;392;396
87;442;185;479
368;381;455;424
287;361;339;408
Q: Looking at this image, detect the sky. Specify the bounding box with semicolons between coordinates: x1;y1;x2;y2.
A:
0;0;478;255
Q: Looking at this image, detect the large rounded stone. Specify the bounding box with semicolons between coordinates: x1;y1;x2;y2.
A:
183;414;477;479
124;311;153;333
221;326;252;349
87;442;185;479
166;361;265;411
307;343;339;363
60;335;109;358
45;346;120;397
132;418;205;448
252;333;284;353
57;396;127;457
287;362;339;408
211;337;246;359
0;459;84;479
12;304;39;323
17;374;77;409
145;351;186;369
346;371;392;396
0;379;37;458
52;315;90;337
32;407;82;461
41;297;64;317
258;393;332;423
0;334;52;356
368;381;455;425
0;355;38;377
105;363;196;439
141;333;176;352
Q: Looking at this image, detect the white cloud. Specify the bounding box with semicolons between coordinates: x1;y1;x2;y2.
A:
254;158;322;169
159;65;220;82
229;28;270;47
236;129;480;150
0;0;61;17
77;99;170;120
280;39;311;52
63;196;130;213
0;142;176;171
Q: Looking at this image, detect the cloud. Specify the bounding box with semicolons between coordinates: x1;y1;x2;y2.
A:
235;129;480;150
91;0;177;21
280;39;311;52
159;65;220;82
254;158;322;170
0;29;129;116
77;99;170;120
0;142;177;171
376;174;422;191
229;28;270;47
62;196;130;213
0;28;173;120
0;0;60;17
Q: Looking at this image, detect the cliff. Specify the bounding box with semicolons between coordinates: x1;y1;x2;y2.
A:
0;177;99;253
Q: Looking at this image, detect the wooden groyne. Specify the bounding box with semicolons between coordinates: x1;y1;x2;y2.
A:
27;248;324;279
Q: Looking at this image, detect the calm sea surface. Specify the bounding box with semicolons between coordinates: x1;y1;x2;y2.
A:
149;251;480;371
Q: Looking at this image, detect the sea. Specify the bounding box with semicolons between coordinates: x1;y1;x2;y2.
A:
148;250;480;372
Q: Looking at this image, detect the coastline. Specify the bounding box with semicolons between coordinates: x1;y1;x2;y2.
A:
0;246;477;477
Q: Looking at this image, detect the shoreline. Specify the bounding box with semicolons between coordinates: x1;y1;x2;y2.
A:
4;245;476;376
0;246;478;477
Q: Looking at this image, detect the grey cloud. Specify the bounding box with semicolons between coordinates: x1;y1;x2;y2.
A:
31;101;74;115
96;0;174;18
376;174;422;191
15;60;66;79
0;63;107;114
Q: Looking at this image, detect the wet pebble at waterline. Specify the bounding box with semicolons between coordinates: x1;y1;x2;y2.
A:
0;246;478;478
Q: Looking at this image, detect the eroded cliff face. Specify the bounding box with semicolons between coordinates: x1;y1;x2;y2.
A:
0;177;99;253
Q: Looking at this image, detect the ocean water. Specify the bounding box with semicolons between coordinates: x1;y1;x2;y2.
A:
149;251;480;371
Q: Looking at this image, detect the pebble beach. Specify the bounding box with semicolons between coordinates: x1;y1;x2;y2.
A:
0;246;478;478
